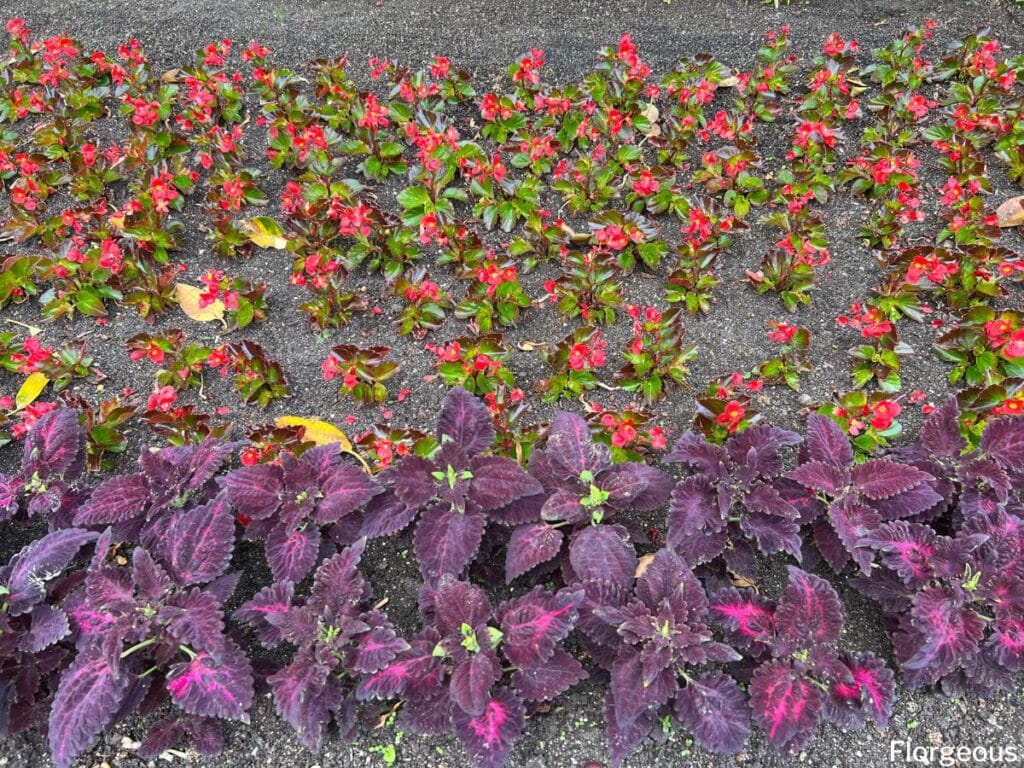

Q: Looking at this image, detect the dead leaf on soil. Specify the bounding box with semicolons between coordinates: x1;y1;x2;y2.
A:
718;74;739;88
635;553;655;579
242;216;289;249
174;283;225;323
996;196;1024;228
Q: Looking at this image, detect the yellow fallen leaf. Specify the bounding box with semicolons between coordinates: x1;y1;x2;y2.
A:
718;74;739;88
243;216;289;249
174;283;225;323
16;371;49;410
275;416;354;451
996;196;1024;228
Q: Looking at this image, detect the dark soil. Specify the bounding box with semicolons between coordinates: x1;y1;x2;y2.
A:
3;1;1024;767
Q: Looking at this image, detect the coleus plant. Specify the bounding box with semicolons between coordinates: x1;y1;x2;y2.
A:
72;438;234;542
361;388;543;579
1;408;87;525
581;548;750;763
710;566;895;754
664;424;808;581
223;444;381;582
356;576;586;768
53;530;253;768
504;411;672;584
0;528;97;741
234;538;408;750
786;414;941;573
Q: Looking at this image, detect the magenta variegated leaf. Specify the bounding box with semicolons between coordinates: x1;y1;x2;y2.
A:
356;634;444;701
348;625;409;674
511;648;587;702
73;474;150;526
158;499;236;586
902;586;984;679
4;528;97;616
265;524;321;583
48;648;131;768
497;587;582;667
437;387;496;456
233;581;295;648
505;523;563;583
750;661;822;754
804;414;854;467
773;567;844;654
989;613;1024;670
673;672;750;754
414;504;486;578
709;588;775;650
167;639;253;720
824;652;894;730
859;521;935;586
568;524;636;590
451;687;525;768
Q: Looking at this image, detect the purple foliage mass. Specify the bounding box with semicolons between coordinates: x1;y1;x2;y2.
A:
1;393;1022;768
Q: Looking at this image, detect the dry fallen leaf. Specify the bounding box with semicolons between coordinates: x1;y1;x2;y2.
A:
243;216;289;249
275;416;353;450
174;283;225;323
718;74;739;88
16;371;49;410
635;553;656;579
996;196;1024;228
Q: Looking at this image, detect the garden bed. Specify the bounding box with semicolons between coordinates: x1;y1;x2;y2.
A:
2;1;1024;767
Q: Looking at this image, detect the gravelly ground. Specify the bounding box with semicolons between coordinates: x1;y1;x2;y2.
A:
3;1;1024;767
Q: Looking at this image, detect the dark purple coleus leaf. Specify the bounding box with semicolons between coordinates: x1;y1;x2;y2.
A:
773;567;844;655
851;459;934;501
451;687;525;768
569;524;636;591
858;521;936;587
673;671;750;754
438;387;497;455
823;651;894;730
750;660;823;754
2;528;97;616
919;397;965;459
450;648;502;716
73;474;151;526
546;412;612;477
48;648;131;768
804;413;854;467
710;587;776;652
232;581;295;648
268;645;339;751
510;648;587;702
414;504;487;579
604;690;658;766
147;498;236;586
166;639;254;720
22;408;86;481
504;523;563;583
980;416;1024;469
265;525;320;583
